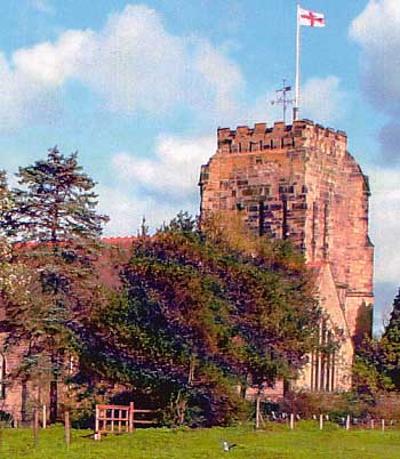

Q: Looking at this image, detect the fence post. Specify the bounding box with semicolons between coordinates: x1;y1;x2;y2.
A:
371;419;375;429
129;402;135;433
319;414;323;430
255;396;261;429
382;419;385;432
95;405;100;440
64;410;71;448
42;405;47;429
290;413;295;430
345;415;350;430
32;408;40;446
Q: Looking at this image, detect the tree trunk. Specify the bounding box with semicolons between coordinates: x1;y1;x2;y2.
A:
49;380;58;424
188;356;195;385
49;350;59;424
21;379;28;423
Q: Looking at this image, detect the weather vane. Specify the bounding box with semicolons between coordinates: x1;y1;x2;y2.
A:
271;79;294;124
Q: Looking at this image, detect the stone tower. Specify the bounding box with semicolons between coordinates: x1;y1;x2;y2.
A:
199;119;374;391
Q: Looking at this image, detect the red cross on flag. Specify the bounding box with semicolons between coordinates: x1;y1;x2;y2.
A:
298;6;326;28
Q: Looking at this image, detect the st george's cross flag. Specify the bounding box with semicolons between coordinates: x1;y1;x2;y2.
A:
298;6;326;28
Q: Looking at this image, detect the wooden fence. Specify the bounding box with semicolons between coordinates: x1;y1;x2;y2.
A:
95;403;156;440
257;409;396;431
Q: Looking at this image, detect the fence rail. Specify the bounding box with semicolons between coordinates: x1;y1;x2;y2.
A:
258;409;399;431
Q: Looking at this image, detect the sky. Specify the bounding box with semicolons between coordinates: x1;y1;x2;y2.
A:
0;0;398;331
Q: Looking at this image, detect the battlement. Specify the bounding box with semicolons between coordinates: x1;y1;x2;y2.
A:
217;120;347;154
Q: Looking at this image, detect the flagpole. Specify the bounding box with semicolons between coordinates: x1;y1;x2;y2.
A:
293;2;301;121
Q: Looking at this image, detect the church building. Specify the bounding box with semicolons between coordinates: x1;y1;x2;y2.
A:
199;119;374;391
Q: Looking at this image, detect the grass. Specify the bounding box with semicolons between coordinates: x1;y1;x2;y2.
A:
1;422;400;459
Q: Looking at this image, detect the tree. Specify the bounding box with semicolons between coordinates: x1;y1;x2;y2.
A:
2;148;108;422
353;289;400;397
7;147;106;243
0;171;31;316
78;214;321;426
352;338;393;399
384;290;400;342
0;171;31;317
380;289;400;389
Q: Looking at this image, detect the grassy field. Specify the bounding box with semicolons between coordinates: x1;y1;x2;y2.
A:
0;422;399;459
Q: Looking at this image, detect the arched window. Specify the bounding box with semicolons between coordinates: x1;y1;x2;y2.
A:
0;353;5;399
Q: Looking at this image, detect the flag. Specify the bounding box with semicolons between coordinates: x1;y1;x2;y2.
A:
298;6;326;28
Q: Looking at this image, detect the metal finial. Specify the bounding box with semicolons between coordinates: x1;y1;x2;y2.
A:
271;79;295;124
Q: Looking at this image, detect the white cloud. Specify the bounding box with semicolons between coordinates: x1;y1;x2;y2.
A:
97;133;215;235
98;185;197;236
0;52;58;129
350;0;400;163
301;76;346;125
350;0;400;114
0;4;243;129
97;185;182;236
13;30;90;86
194;41;244;120
368;166;400;284
349;0;400;317
112;134;214;200
77;5;187;114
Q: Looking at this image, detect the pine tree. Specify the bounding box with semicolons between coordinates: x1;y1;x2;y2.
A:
8;147;106;243
2;147;108;422
381;289;400;388
385;290;400;341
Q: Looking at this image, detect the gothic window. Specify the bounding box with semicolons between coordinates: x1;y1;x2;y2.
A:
310;320;336;392
0;353;5;399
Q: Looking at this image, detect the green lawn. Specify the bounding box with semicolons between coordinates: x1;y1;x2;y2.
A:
0;422;399;459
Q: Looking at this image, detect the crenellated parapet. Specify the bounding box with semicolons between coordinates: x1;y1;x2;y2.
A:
216;120;347;156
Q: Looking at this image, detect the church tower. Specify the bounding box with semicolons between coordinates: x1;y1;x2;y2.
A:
199;119;374;391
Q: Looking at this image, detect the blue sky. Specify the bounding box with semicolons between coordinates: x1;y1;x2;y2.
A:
0;0;399;329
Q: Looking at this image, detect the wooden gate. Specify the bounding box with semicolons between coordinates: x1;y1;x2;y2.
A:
95;403;134;439
95;403;156;439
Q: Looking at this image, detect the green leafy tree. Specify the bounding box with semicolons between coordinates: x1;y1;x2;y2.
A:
353;290;400;397
2;148;108;422
352;338;393;399
0;171;31;314
79;215;321;426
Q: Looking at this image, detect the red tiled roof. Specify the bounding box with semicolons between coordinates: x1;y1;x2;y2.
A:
102;236;136;248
